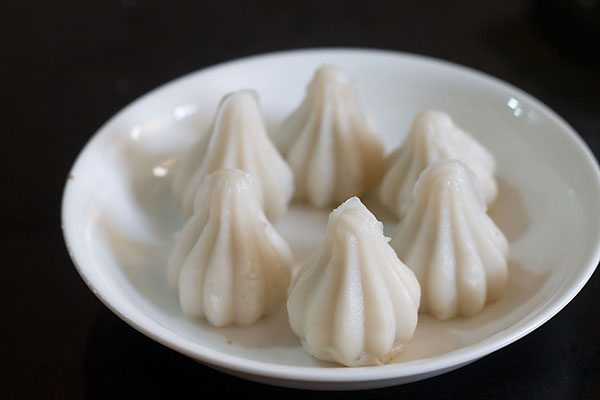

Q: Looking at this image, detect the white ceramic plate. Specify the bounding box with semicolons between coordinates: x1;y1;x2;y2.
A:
62;48;600;390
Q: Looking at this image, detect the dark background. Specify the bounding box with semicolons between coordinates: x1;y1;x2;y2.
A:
2;0;599;398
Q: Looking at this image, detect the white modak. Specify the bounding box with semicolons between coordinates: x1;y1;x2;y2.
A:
274;66;385;208
391;160;509;320
172;90;293;222
287;197;420;367
379;110;497;219
168;169;293;327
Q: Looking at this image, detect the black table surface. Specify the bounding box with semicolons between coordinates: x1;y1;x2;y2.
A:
3;1;599;398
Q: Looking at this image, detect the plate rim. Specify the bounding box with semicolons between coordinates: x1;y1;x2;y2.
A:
61;47;600;384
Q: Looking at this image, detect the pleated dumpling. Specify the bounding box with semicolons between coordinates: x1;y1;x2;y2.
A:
168;169;293;327
379;110;497;218
274;66;385;208
287;197;420;367
172;90;293;222
390;160;509;320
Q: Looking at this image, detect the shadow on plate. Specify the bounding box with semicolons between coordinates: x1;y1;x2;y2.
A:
489;177;529;242
83;300;575;398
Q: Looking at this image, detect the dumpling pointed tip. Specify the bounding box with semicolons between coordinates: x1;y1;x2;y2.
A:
331;196;368;217
220;89;260;109
193;168;254;211
413;110;454;132
425;158;471;178
312;65;350;86
335;195;363;208
415;159;481;197
213;90;264;134
329;196;382;236
210;167;252;185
